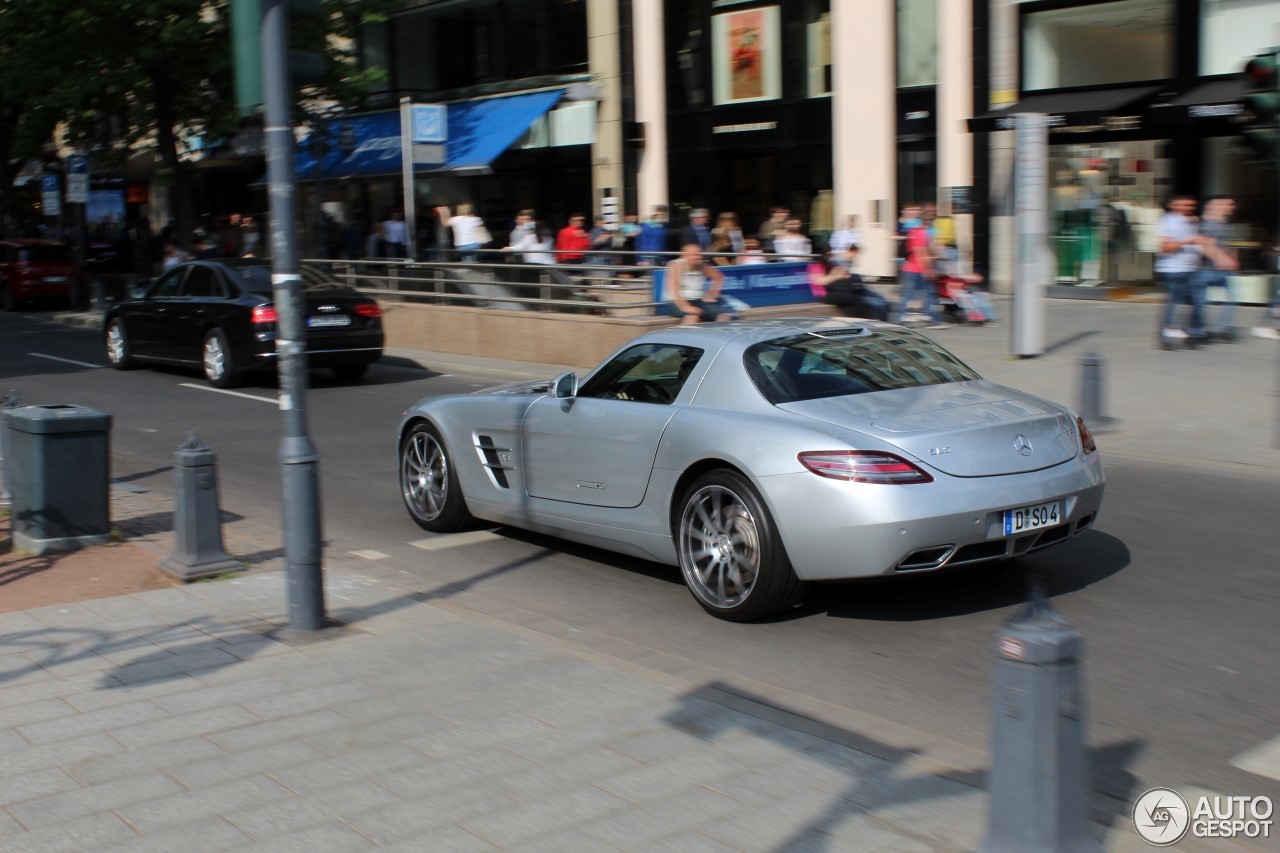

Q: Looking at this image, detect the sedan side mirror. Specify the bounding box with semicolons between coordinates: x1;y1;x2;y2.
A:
129;285;149;300
552;372;577;399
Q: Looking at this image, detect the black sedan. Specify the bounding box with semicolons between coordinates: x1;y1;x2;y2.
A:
104;259;383;387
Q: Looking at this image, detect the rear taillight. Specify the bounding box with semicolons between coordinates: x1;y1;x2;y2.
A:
1077;416;1096;454
798;450;934;484
354;302;381;318
251;305;277;325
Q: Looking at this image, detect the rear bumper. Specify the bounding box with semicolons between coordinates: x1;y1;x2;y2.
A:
245;331;383;371
756;455;1106;581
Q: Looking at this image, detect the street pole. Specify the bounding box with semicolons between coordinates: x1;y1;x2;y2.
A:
262;0;327;630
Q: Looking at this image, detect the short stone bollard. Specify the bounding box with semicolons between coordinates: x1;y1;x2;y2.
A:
979;584;1101;853
160;429;242;580
1076;352;1118;431
0;389;20;508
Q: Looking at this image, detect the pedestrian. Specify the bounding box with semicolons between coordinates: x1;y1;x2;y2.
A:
680;208;712;252
555;213;591;264
756;206;789;254
1156;195;1209;348
586;215;614;266
807;251;888;321
663;243;730;325
161;239;190;271
772;218;812;262
615;211;641;254
894;204;947;328
436;203;489;262
635;205;672;265
708;212;745;266
737;237;768;265
240;216;261;257
365;221;386;259
828;214;861;270
1195;196;1240;341
501;209;538;262
382;209;408;258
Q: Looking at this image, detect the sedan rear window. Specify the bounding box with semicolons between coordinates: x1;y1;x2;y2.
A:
230;264;351;296
744;328;981;404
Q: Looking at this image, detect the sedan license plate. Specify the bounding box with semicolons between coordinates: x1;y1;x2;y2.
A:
307;315;351;328
43;276;69;284
1004;500;1061;535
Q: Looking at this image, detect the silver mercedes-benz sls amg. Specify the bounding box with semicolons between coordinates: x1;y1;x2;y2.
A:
397;318;1105;621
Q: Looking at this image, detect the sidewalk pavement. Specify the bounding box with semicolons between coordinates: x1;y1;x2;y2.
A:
2;297;1272;851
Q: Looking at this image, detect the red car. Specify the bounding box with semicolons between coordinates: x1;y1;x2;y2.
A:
0;239;74;310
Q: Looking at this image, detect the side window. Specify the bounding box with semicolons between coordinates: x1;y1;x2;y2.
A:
577;344;704;405
150;268;185;299
180;266;224;298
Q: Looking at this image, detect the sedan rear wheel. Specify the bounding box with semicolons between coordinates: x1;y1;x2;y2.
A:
678;470;807;621
105;318;136;369
202;329;241;389
401;422;473;532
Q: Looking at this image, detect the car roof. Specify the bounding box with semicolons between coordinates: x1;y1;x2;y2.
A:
634;317;905;348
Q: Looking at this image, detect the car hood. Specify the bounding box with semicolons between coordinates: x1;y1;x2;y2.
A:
476;379;553;396
776;380;1080;477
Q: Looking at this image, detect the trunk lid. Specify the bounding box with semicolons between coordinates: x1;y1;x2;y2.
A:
777;380;1080;477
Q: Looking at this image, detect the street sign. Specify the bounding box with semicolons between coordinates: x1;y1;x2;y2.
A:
66;155;89;204
41;175;62;218
411;104;447;143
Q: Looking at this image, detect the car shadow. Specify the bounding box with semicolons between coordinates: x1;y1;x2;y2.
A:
133;361;440;390
787;530;1130;623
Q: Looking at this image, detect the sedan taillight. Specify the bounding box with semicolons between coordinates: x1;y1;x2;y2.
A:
251;306;277;325
1077;416;1096;455
798;450;934;484
354;302;381;318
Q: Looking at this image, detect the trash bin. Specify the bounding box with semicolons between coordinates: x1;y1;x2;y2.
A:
5;404;112;554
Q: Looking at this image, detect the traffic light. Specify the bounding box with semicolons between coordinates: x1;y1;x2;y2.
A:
231;0;326;116
1241;48;1280;165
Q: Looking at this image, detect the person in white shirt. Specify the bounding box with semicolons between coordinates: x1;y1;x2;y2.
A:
664;244;727;324
436;203;488;262
827;214;861;270
772;219;812;262
501;210;554;264
737;237;768;265
1155;195;1207;346
382;210;408;258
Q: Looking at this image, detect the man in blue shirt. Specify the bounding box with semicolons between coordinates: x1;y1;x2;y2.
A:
1156;195;1207;347
636;205;672;265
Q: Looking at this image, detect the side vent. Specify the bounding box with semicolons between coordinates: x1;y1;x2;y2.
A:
475;434;513;489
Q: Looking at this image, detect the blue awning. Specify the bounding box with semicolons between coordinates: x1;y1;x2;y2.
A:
294;89;564;181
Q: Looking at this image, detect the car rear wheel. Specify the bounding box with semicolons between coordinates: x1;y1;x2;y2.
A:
332;364;368;381
401;422;473;532
677;470;807;621
202;329;240;389
105;319;136;369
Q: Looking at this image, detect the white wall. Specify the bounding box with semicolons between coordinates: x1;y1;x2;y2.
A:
1202;0;1280;75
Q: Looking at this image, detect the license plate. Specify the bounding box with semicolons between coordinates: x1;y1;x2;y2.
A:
43;276;69;284
1004;500;1061;535
307;315;351;328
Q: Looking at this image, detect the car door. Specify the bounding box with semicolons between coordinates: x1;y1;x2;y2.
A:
168;264;227;361
128;267;186;359
521;343;703;508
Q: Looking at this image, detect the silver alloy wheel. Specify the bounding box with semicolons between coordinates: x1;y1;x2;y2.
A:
203;334;226;382
679;484;761;609
106;321;126;364
402;430;448;521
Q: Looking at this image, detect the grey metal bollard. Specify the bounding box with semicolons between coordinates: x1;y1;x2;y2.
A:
979;586;1101;853
0;390;20;508
1075;352;1118;431
159;430;242;580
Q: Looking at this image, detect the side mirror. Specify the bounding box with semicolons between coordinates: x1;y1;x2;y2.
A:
552;372;577;399
129;285;149;300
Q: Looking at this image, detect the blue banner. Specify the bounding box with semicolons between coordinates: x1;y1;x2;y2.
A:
651;261;815;310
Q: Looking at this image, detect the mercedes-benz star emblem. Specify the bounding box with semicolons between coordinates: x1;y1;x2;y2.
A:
1013;435;1033;457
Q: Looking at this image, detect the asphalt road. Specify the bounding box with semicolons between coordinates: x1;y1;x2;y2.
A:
3;310;1278;821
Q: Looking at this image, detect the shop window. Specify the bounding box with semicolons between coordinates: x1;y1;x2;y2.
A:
897;0;937;88
808;13;832;97
1023;0;1173;91
1202;0;1278;76
517;102;596;150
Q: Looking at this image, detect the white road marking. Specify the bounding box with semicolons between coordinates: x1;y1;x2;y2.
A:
349;550;389;561
1231;735;1280;782
178;383;277;404
410;530;501;551
29;353;101;369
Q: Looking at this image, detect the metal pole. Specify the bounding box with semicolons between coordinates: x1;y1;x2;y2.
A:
262;0;327;630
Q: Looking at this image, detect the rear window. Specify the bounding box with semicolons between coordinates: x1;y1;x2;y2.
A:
16;247;70;263
744;328;981;404
229;264;350;296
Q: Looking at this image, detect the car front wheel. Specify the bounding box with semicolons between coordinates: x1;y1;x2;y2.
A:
401;422;473;532
105;319;136;369
202;329;240;389
677;469;807;621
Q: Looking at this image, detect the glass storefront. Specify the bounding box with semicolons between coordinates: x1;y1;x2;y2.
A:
1047;140;1171;284
1023;0;1173;91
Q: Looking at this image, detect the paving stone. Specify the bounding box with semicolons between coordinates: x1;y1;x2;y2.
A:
391;713;555;759
268;742;432;794
16;698;169;745
342;785;518;844
22;603;107;629
825;812;942;852
108;647;244;685
696;791;868;851
0;733;124;778
0;612;47;634
375;825;502;852
0;766;82;808
65;735;226;785
301;712;452;756
0;697;78;729
858;779;985;848
461;786;631;848
110;705;261;749
596;752;750;805
206;709;353;752
230;822;374;852
505;827;626;853
0;672;103;711
376;745;538;799
113;774;297;834
98;817;251;853
61;674;193;712
0;811;138;853
21;650;116;678
500;711;660;763
488;744;646;803
226;780;404;839
238;680;378;720
577;785;742;847
630;831;741;852
6;770;185;828
0;727;29;754
148;676;288;716
165;738;327;788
